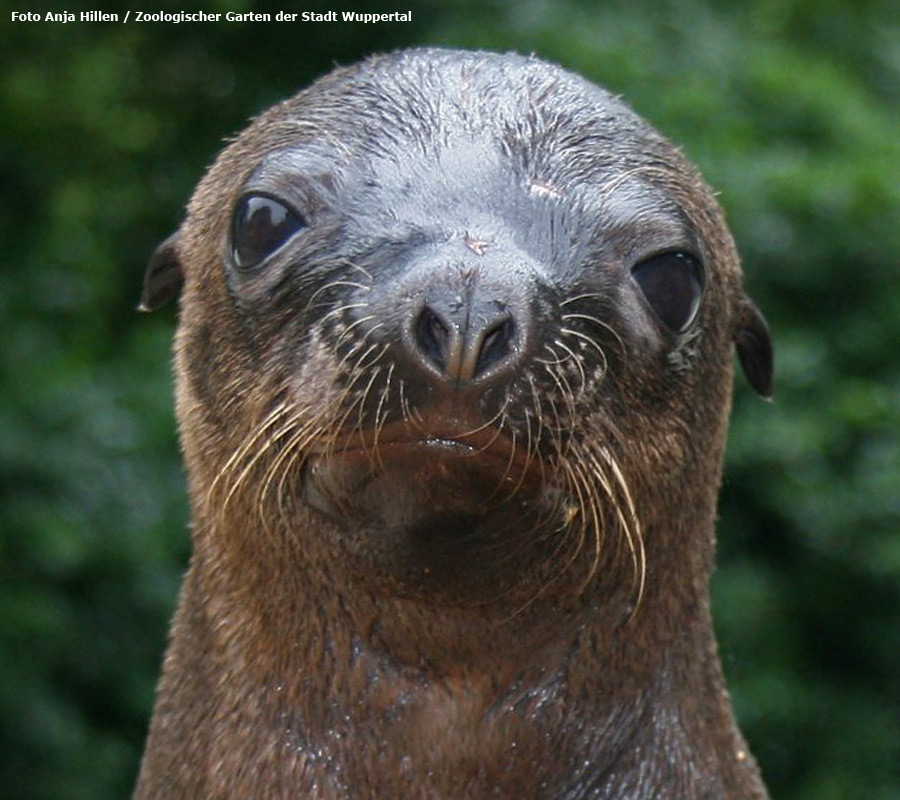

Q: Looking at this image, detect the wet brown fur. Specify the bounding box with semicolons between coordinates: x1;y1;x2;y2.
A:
134;49;772;799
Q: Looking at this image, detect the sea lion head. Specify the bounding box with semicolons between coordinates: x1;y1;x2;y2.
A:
143;48;772;616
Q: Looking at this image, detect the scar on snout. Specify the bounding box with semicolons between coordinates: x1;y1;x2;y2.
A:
463;234;490;256
528;180;565;199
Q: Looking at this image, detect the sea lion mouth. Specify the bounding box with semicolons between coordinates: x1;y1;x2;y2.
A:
301;414;550;538
311;418;540;475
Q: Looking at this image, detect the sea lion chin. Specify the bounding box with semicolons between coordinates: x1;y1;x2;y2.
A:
299;408;561;601
135;48;773;799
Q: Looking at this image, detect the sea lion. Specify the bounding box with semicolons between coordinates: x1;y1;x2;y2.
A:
135;48;774;799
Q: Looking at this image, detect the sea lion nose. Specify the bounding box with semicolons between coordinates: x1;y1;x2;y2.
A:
410;296;519;384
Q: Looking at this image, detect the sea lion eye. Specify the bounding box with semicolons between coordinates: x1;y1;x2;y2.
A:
231;194;304;270
631;251;704;333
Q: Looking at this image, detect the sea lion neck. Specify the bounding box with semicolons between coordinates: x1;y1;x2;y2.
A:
167;534;734;799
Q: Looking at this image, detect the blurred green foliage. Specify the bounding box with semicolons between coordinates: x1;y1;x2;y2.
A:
1;0;898;797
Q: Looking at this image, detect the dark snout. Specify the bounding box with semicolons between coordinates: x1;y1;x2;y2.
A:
366;242;542;394
409;288;519;384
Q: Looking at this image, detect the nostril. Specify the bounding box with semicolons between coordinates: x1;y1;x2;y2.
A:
475;317;516;377
415;306;451;372
411;303;521;383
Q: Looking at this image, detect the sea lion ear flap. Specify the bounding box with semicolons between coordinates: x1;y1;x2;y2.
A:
139;232;183;312
734;296;774;399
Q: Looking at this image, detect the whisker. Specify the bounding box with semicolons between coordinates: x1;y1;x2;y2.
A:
560;326;609;372
582;445;645;610
554;338;587;395
301;272;373;322
208;402;294;516
561;311;624;354
559;292;604;307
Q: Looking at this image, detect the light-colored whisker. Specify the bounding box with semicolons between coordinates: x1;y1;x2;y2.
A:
354;364;384;464
599;446;646;609
371;363;395;471
569;452;606;594
315;301;371;326
337;259;374;282
536;341;569;367
560;326;609;372
505;459;586;620
559;292;605;307
260;415;328;515
582;446;645;609
333;315;379;352
207;401;294;514
561;311;624;354
554;338;587;395
302;274;372;322
398;379;412;425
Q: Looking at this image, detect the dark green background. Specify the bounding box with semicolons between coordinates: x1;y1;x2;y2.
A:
2;0;898;797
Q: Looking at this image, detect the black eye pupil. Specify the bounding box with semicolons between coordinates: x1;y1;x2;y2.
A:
631;251;704;333
231;195;304;270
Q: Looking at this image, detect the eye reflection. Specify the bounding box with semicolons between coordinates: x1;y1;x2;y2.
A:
231;194;305;270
